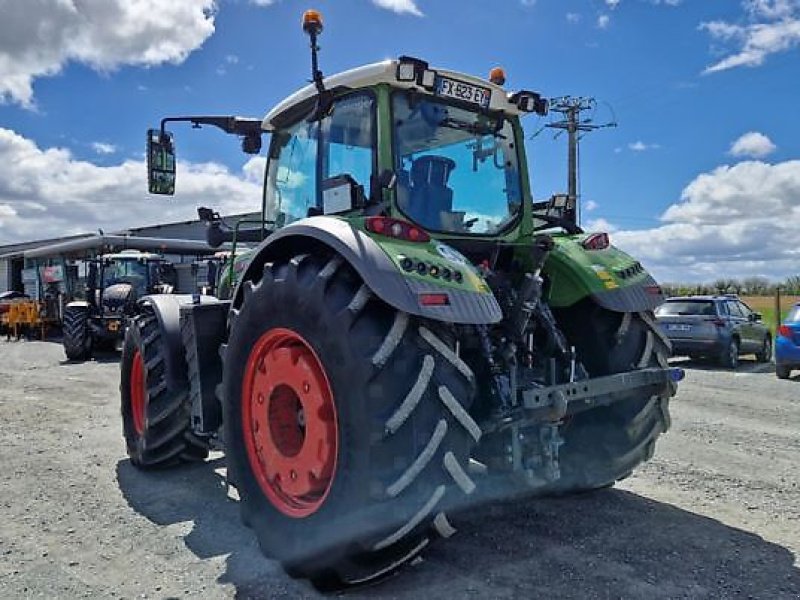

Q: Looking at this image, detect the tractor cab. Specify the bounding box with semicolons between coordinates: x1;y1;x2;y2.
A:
90;250;175;302
147;13;552;250
258;59;546;239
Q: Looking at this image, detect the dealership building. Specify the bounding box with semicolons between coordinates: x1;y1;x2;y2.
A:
0;212;259;300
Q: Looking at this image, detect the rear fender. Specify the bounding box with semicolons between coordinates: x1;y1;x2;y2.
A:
544;235;665;312
233;216;502;325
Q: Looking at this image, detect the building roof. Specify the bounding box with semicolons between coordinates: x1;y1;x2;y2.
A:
0;234;95;260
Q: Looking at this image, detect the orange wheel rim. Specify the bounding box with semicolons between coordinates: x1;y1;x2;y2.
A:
130;350;147;436
242;328;338;518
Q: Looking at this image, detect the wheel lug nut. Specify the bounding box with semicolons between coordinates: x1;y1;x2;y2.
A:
290;470;297;480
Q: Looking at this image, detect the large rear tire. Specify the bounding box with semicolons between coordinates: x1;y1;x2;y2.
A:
552;302;672;493
222;253;478;588
63;306;92;361
120;308;208;468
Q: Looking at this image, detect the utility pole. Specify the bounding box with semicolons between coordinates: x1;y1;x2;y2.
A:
546;96;615;225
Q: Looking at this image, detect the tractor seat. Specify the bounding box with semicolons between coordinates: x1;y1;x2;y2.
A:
407;156;456;230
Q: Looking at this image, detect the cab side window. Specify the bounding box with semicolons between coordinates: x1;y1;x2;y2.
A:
320;93;375;197
267;93;375;222
270;120;319;224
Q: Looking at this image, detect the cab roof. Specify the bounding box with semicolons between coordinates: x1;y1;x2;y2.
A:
263;59;522;130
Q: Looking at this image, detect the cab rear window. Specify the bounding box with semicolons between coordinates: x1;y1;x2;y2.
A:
656;301;717;316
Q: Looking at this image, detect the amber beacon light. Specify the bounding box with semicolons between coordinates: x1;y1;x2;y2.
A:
489;67;506;86
302;9;324;35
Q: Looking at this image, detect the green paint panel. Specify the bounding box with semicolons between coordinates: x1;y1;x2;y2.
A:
544;234;652;307
353;219;492;294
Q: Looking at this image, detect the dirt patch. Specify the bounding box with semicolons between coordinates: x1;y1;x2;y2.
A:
0;341;798;598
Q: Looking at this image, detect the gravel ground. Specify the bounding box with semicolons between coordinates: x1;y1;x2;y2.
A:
0;338;798;599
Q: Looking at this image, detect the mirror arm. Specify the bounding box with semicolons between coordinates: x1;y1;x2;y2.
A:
159;116;263;138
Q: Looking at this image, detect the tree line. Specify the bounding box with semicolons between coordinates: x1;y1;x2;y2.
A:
661;276;800;298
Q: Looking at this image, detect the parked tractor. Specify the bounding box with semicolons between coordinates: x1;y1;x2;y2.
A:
63;250;176;360
121;9;682;588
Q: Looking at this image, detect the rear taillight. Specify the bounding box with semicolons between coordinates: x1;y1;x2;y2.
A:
419;293;450;306
778;325;792;338
365;217;430;243
582;232;610;251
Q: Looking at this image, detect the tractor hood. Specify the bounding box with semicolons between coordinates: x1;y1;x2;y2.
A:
102;283;136;312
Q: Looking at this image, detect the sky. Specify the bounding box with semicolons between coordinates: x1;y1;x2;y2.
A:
0;0;798;284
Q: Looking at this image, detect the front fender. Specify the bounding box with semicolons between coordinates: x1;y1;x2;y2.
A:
234;216;502;325
137;294;219;394
545;235;665;312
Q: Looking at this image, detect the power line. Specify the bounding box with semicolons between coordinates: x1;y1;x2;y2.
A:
545;96;616;225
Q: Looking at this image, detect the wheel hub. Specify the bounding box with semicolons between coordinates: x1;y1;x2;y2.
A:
242;328;338;518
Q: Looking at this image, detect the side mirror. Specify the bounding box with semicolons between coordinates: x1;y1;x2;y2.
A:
147;129;176;195
321;174;364;215
751;312;762;323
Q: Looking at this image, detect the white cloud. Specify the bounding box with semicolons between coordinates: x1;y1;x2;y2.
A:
584;217;618;232
371;0;423;16
0;128;262;244
606;0;621;9
729;131;777;158
91;142;117;155
612;159;800;282
0;0;216;107
566;12;582;23
701;2;800;73
250;0;277;5
597;14;611;28
628;141;661;152
584;199;599;212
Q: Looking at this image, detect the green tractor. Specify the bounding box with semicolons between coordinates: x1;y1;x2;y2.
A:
63;250;176;360
121;10;682;587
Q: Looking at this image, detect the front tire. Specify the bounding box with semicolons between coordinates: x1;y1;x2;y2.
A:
63;306;92;361
776;364;792;379
552;302;672;493
120;308;208;467
756;335;772;363
222;253;478;587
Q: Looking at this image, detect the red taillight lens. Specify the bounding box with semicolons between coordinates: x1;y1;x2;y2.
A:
419;293;450;306
778;325;792;338
365;217;430;243
582;232;610;251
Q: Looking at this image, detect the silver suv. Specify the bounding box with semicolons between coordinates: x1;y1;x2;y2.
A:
655;295;772;368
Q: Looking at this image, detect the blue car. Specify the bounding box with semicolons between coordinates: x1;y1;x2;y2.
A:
776;303;800;379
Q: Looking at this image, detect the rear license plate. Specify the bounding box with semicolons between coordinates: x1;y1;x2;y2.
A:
667;324;692;332
435;76;491;108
